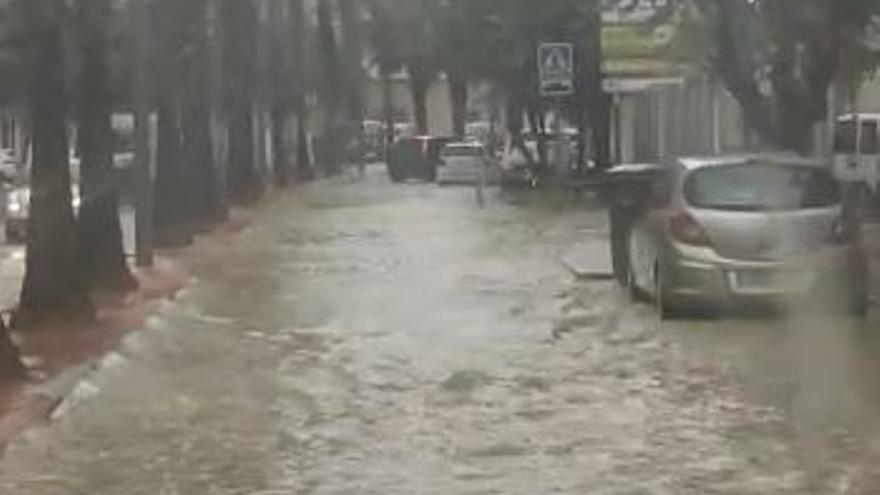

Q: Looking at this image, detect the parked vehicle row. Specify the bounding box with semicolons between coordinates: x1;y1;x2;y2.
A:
610;154;868;319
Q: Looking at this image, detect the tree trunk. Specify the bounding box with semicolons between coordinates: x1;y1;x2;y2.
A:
183;95;223;228
205;0;229;222
338;0;365;125
19;0;94;325
153;97;193;248
317;0;341;176
411;78;429;136
295;112;313;181
226;100;260;202
591;93;612;169
506;93;535;167
271;107;291;186
289;0;312;181
449;73;468;140
381;70;395;151
0;313;25;378
74;0;138;292
586;1;611;169
222;0;261;201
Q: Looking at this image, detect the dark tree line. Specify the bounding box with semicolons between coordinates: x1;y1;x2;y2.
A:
0;0;371;332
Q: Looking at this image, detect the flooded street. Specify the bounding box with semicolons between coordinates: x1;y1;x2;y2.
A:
2;169;880;494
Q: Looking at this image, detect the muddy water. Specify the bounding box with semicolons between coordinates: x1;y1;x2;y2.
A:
1;170;879;494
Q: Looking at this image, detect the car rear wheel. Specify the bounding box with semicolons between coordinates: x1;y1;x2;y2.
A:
653;260;681;320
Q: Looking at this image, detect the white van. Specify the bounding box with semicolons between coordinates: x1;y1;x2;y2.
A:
833;113;880;195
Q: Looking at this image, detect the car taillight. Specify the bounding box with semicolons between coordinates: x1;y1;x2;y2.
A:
669;211;712;247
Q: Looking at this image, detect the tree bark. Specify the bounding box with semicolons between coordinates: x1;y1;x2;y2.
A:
18;0;94;325
222;0;261;200
411;78;430;135
226;100;260;202
0;313;26;378
153;97;193;248
317;0;341;175
289;0;313;181
74;0;138;292
205;0;229;222
449;72;468;140
586;0;611;169
381;71;395;150
183;95;222;228
338;0;365;125
506;93;535;167
197;0;228;224
296;112;313;181
271;107;291;186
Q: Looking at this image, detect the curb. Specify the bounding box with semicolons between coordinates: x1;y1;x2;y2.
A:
558;255;615;281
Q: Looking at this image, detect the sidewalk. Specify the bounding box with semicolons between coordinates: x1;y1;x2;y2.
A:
0;208;252;451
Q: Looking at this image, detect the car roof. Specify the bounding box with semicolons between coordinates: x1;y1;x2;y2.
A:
677;153;823;170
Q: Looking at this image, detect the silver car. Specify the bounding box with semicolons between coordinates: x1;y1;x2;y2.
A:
625;154;868;318
437;141;499;185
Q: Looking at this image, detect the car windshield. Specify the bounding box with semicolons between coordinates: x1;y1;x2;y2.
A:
684;163;840;211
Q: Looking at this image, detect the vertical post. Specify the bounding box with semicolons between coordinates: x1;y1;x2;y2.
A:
132;0;153;268
587;0;610;169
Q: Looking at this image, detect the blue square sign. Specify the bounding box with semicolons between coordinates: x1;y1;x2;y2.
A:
538;43;575;97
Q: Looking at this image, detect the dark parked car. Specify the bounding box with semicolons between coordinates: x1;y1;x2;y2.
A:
387;136;451;183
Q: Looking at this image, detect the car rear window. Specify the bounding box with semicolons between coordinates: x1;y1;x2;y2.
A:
684;163;840;211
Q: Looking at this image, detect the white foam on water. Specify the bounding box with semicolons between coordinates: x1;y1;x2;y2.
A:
99;352;127;371
51;380;100;420
121;331;146;354
144;316;168;332
156;298;177;313
19;355;44;370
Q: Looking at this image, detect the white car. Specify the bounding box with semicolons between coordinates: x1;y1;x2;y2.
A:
437;141;499;185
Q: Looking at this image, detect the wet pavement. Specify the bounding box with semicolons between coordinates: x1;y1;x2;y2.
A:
1;168;880;494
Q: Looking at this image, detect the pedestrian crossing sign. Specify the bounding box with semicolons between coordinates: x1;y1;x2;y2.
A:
538;43;575;97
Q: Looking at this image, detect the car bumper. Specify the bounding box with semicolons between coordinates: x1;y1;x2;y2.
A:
663;244;859;304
